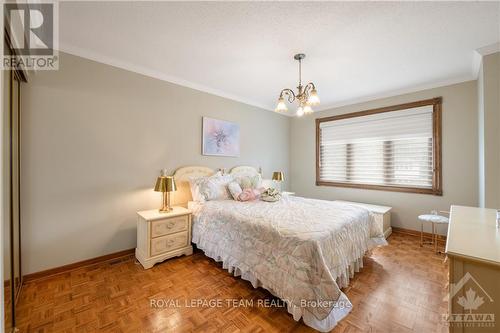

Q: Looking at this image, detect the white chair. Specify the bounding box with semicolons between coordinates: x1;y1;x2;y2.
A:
418;211;449;253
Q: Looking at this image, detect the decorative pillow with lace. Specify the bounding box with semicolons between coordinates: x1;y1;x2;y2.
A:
189;172;233;202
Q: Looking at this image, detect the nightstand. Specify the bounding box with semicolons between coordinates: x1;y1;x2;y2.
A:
135;206;193;269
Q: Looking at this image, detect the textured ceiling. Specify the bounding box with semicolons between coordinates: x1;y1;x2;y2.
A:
59;1;500;114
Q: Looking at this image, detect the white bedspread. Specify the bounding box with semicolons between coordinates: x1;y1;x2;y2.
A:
189;195;387;331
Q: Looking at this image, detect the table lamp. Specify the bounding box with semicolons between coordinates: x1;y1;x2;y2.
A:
272;171;284;192
154;175;177;212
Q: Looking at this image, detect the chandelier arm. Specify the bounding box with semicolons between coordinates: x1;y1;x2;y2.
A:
280;88;296;103
303;82;316;96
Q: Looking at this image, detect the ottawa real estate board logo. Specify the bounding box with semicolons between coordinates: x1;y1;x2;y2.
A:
2;1;58;70
443;272;495;328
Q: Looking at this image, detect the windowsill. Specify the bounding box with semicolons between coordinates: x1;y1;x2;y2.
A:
315;180;442;196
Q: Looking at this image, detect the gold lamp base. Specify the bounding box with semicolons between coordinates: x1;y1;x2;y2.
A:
159;192;173;213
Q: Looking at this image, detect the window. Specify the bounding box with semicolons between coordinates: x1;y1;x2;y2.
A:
316;98;442;195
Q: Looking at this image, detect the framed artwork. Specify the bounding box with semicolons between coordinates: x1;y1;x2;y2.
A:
202;117;240;157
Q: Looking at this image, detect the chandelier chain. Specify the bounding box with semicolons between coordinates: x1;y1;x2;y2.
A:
298;58;302;87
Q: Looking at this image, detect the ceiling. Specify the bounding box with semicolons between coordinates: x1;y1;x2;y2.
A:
59;1;500;115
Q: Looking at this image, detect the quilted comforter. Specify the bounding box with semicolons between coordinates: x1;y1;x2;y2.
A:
189;195;387;327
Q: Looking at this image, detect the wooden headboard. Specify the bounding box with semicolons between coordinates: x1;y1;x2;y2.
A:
172;166;215;206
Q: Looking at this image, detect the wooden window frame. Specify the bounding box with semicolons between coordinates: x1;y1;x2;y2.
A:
315;97;443;195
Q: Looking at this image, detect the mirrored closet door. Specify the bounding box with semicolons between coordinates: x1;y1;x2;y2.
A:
3;34;26;333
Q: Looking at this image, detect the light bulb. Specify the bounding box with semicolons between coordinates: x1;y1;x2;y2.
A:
303;104;313;114
275;97;288;112
296;106;304;117
307;89;320;106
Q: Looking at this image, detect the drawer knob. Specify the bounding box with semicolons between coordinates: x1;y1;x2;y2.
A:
155;239;175;251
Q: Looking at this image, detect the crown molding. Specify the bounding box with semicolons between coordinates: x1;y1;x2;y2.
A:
268;75;477;118
472;50;483;79
58;42;486;119
472;43;500;78
57;43;279;114
313;75;475;114
476;42;500;56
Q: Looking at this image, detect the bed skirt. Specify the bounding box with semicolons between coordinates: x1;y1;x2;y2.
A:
193;238;376;332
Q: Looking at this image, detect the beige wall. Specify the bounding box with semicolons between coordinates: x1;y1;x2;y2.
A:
290;81;478;234
478;52;500;208
21;52;290;274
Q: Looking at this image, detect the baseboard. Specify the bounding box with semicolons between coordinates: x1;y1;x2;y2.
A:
23;248;135;283
392;226;447;243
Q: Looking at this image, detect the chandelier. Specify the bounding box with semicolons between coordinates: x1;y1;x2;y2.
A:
275;53;320;116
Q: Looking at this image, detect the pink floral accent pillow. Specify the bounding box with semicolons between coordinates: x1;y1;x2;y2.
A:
237;188;265;202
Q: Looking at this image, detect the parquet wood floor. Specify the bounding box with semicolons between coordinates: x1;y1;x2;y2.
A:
16;232;448;333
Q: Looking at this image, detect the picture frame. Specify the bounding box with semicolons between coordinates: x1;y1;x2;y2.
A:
202;117;240;157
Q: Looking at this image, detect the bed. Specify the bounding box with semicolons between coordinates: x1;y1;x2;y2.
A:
173;166;387;332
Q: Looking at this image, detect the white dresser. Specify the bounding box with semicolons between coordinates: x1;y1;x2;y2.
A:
334;200;392;238
136;206;193;269
445;205;500;333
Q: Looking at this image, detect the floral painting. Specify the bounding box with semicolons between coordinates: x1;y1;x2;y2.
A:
202;117;240;157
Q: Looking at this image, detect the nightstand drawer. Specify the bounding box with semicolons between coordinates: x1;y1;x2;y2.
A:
151;215;188;238
150;231;189;256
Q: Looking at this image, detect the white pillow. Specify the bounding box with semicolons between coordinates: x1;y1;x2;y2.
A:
206;174;233;201
227;181;243;200
189;172;233;202
188;178;206;202
188;172;219;202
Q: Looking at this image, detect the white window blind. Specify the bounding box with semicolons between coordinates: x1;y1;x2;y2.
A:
319;106;435;189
